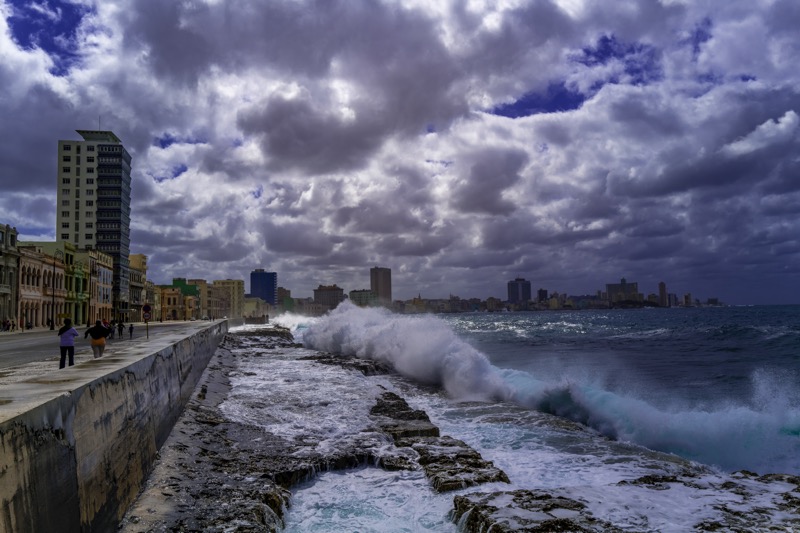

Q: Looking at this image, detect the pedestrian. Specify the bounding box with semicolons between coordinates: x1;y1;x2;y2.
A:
128;323;134;339
57;318;79;368
85;320;110;359
108;320;115;339
117;321;124;339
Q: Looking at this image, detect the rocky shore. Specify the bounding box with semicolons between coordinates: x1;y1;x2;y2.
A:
120;327;800;532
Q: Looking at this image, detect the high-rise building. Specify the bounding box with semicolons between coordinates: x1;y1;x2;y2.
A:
537;288;549;303
370;266;391;305
57;130;132;320
250;269;277;305
658;281;668;307
507;278;532;303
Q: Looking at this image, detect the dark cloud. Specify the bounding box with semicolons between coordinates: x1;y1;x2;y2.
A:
1;0;799;304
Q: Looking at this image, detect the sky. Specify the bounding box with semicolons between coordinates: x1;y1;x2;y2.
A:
1;0;799;305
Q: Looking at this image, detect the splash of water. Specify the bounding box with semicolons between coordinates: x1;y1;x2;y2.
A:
290;304;800;474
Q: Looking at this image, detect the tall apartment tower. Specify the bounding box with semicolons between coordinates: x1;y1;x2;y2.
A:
250;269;277;305
507;278;532;303
57;130;132;320
370;266;392;305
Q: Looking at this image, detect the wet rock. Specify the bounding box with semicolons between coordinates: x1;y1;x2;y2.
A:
303;354;394;376
452;489;619;532
369;391;509;493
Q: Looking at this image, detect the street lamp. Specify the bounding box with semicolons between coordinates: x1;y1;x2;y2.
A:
50;249;63;330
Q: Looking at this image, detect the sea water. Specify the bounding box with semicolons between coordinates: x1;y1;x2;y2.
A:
227;304;800;531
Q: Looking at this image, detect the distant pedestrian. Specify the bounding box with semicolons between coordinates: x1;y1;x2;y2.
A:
57;318;79;368
117;321;124;339
85;320;110;359
128;323;134;339
106;319;114;339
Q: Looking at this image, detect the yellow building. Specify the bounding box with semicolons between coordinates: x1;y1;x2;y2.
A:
213;279;244;318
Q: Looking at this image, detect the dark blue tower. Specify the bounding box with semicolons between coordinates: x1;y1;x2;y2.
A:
250;269;277;305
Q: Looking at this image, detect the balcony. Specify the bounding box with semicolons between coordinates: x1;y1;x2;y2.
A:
43;286;67;298
0;283;10;295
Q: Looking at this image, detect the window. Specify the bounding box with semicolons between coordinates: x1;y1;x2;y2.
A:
63;144;71;151
61;178;70;184
74;234;79;243
61;222;70;228
86;190;93;196
62;200;69;206
85;234;93;241
86;201;93;207
86;223;93;229
87;157;95;163
62;155;71;162
77;156;81;165
61;211;69;217
86;178;94;184
87;145;94;152
76;179;80;187
61;188;70;194
76;145;81;154
87;168;94;174
75;190;80;198
62;167;71;174
76;168;80;176
61;233;69;240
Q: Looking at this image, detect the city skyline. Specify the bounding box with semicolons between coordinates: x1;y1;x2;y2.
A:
1;2;799;305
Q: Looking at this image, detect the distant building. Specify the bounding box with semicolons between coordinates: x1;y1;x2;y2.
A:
213;279;245;318
349;289;376;307
250;269;277;305
129;254;147;322
507;278;532;304
605;278;641;304
314;284;345;309
658;281;668;307
537;288;548;303
57;130;132;320
370;266;391;305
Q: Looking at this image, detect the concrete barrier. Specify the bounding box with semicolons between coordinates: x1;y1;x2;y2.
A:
0;321;228;532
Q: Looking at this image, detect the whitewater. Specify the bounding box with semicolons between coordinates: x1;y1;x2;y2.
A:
213;303;800;531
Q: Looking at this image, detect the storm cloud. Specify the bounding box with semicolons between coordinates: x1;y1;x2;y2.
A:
1;0;799;304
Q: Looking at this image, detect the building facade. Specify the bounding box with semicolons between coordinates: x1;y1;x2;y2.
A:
606;278;641;304
250;269;277;305
56;130;132;321
349;289;376;307
0;225;20;326
129;254;147;322
370;266;391;305
77;248;114;324
314;284;345;309
507;278;532;304
213;279;245;318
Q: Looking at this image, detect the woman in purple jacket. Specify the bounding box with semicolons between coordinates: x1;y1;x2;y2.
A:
57;318;79;368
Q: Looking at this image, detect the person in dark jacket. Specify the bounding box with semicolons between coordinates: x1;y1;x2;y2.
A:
85;320;110;358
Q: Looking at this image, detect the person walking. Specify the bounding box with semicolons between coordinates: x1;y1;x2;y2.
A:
117;321;124;339
128;323;134;339
85;320;110;359
57;318;79;368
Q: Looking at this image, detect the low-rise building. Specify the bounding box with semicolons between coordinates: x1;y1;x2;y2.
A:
0;224;20;328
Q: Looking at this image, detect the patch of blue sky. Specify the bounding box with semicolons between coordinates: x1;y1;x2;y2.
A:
575;34;663;86
153;133;208;149
686;17;713;59
251;185;264;199
6;0;93;76
151;164;188;183
490;82;585;118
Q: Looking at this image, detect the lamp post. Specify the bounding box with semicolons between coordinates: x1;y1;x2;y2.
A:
50;249;63;330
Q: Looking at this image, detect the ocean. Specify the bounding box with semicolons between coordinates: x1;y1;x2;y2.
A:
221;303;800;531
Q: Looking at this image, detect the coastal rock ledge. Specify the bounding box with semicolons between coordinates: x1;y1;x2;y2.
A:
121;328;800;532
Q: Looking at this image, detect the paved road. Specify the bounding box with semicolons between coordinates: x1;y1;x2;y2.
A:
0;321;209;370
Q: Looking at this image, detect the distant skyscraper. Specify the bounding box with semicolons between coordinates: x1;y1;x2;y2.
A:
370;266;392;305
507;278;532;303
250;269;277;305
538;288;549;302
658;281;668;307
57;130;132;319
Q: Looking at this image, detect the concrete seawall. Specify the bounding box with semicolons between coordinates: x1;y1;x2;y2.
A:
0;321;229;532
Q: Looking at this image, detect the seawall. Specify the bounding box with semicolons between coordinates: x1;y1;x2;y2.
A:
0;321;229;532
